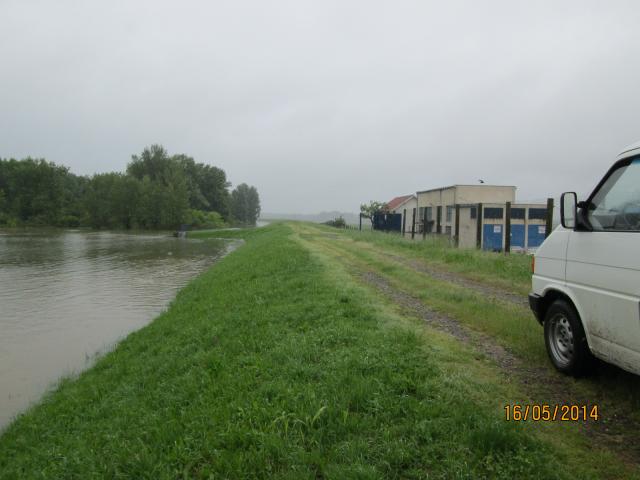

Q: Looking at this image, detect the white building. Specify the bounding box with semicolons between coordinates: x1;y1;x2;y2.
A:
386;195;417;236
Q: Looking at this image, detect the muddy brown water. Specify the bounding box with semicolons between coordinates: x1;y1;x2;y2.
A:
0;230;239;431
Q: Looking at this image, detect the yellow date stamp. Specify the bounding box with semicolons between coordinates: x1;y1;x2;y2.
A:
504;404;599;422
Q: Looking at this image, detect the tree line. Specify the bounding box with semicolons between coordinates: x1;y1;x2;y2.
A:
0;145;261;229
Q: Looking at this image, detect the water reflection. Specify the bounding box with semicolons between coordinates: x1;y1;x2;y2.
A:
0;230;238;430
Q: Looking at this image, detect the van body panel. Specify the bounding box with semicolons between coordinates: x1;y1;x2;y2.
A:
565;231;640;358
532;227;570;283
589;334;640;375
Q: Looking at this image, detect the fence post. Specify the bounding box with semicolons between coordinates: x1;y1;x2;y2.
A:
505;201;511;254
545;198;554;238
402;209;407;237
436;206;442;234
422;208;428;240
454;204;460;247
359;214;362;231
476;203;483;249
411;208;416;239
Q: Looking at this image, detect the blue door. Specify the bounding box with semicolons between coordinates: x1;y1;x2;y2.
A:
527;224;546;248
483;224;503;251
510;224;525;249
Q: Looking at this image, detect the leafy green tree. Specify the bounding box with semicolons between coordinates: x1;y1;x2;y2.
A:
84;174;115;228
84;173;136;229
174;154;210;211
0;158;69;225
230;183;261;225
195;163;231;219
127;146;190;229
0;188;6;224
133;173;189;230
360;200;388;227
0;146;236;230
110;175;141;229
173;154;231;218
127;145;173;183
158;161;190;228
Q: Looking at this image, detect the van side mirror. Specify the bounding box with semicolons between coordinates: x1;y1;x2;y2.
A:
561;192;577;229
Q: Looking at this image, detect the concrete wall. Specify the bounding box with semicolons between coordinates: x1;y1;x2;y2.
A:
455;185;515;205
457;206;478;249
416;185;516;238
416;188;454;234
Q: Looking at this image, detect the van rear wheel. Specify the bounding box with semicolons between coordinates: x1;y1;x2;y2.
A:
543;300;594;376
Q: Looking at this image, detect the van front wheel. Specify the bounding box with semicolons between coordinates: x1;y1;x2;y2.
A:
543;300;594;376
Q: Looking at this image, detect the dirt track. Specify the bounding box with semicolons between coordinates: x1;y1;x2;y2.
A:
301;228;640;466
357;264;640;465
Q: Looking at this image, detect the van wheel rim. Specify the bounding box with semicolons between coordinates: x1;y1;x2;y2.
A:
549;313;574;366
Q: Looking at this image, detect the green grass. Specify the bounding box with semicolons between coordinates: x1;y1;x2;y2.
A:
304;232;545;362
0;223;624;478
294;222;640;457
323;225;533;295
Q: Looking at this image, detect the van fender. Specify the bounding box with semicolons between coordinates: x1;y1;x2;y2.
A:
538;283;596;352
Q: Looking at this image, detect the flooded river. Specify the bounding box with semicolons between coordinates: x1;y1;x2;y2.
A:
0;230;238;430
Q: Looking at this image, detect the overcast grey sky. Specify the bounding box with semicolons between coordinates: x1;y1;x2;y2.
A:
1;1;639;213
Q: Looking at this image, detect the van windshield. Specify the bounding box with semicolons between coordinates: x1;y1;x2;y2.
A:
589;159;640;231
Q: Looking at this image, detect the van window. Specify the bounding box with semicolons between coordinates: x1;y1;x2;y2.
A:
589;159;640;231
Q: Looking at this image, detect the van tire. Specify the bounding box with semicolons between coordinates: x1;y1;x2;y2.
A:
543;299;594;376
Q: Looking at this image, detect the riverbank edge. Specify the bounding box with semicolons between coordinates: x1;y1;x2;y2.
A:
0;223;628;478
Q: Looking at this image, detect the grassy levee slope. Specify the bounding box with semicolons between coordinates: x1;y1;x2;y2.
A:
0;224;616;478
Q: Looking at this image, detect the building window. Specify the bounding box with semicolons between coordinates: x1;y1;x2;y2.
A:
445;226;452;235
418;207;424;220
511;208;525;219
446;205;453;222
484;207;504;219
528;208;547;220
426;207;432;221
470;207;477;219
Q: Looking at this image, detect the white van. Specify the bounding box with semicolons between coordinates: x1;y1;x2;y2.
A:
530;142;640;376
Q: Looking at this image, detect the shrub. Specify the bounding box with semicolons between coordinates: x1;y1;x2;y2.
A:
187;209;226;229
325;216;347;228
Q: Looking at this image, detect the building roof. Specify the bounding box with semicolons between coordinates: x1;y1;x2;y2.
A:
386;195;415;210
416;184;516;194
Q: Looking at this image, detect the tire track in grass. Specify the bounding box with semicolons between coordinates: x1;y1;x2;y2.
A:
317;230;529;309
384;253;529;308
300;227;640;467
